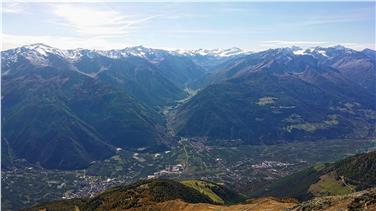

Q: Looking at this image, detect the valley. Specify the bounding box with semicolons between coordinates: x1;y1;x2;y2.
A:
1;43;375;210
21;149;376;211
2;1;376;210
2;138;375;210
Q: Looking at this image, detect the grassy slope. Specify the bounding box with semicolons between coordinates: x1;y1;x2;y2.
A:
181;180;224;204
128;198;298;211
334;150;376;190
23;179;246;211
21;199;87;211
252;151;376;200
181;180;246;205
23;179;215;211
308;172;354;196
81;179;214;210
251;166;324;200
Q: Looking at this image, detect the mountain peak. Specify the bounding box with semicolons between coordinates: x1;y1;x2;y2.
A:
332;44;347;50
263;47;295;57
290;46;302;51
23;43;52;48
126;45;149;51
362;48;376;52
20;43;65;57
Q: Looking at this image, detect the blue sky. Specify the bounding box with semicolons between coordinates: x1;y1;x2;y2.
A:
2;1;375;50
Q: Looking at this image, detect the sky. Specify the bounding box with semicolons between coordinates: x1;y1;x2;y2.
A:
2;1;375;51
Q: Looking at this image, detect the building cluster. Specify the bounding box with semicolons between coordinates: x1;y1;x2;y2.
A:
63;175;125;199
251;160;292;169
147;164;184;179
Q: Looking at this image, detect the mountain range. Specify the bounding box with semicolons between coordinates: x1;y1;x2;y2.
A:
172;46;376;144
2;43;375;169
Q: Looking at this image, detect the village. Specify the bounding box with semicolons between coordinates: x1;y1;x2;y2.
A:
147;164;184;179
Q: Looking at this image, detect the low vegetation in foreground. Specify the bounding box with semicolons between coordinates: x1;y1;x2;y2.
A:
252;150;376;200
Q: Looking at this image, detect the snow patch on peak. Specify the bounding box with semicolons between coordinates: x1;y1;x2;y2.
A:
2;43;78;66
316;50;328;57
174;47;251;57
293;49;306;55
96;46;166;59
293;47;328;57
23;43;64;57
63;50;84;60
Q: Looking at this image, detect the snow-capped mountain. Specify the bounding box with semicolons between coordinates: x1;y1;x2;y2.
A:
1;43;206;106
2;44;253;68
100;46;178;65
2;43;65;66
292;45;358;58
173;47;252;57
171;45;376;147
3;43;375;73
1;44;160;66
2;43;375;171
1;44;254;75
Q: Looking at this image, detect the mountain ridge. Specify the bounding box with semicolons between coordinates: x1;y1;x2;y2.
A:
2;43;375;169
172;46;376;144
6;43;373;64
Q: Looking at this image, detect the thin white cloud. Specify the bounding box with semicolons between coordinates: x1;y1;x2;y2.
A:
52;5;158;37
1;33;131;50
265;7;374;33
261;40;375;50
263;40;328;46
296;13;373;27
341;42;376;51
157;27;271;35
2;2;25;14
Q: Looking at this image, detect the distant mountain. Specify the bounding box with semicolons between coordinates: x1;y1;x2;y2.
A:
2;44;375;169
174;47;249;57
362;48;376;60
2;44;207;107
173;47;252;73
1;44;169;169
98;46;206;90
253;150;376;200
73;52;186;107
296;46;376;92
172;47;376;144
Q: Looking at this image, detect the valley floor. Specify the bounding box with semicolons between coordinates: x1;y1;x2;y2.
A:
2;138;376;210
